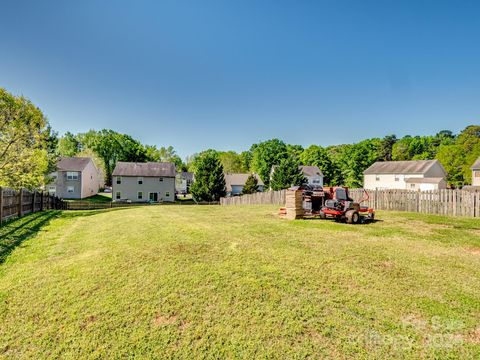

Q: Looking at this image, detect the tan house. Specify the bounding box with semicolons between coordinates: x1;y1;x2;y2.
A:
48;157;102;199
471;157;480;186
363;160;447;191
112;162;176;202
225;173;264;196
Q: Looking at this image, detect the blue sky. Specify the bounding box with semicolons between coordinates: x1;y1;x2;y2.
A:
1;0;479;158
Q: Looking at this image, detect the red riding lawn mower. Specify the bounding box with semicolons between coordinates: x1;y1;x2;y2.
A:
319;187;375;224
299;185;375;224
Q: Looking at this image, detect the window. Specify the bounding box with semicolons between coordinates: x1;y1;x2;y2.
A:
48;186;56;194
159;177;164;182
115;192;121;200
51;172;58;180
138;191;143;200
116;176;122;184
67;171;78;180
410;184;416;188
394;175;400;182
312;179;320;184
475;171;480;178
67;186;74;193
138;177;143;185
165;192;170;197
375;176;380;181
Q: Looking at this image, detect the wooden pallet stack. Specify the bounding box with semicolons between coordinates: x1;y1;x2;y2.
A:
285;188;304;220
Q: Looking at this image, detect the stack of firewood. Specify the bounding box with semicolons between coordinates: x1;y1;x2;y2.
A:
285;188;304;220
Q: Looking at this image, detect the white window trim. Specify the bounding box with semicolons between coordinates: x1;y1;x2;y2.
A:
116;176;122;185
115;191;121;200
67;171;79;180
138;177;143;185
67;186;75;193
138;191;143;200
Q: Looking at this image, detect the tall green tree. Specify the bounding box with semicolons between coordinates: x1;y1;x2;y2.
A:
379;135;397;161
436;144;465;187
341;139;381;187
190;150;226;201
300;145;339;185
0;88;52;189
145;145;183;168
270;157;306;190
218;151;247;173
242;174;259;194
58;131;80;157
250;139;288;187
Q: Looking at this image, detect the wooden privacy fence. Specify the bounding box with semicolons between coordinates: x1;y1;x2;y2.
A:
349;188;480;218
220;190;286;206
0;187;66;225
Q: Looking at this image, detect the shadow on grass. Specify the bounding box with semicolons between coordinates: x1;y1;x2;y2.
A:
0;208;131;264
0;211;60;264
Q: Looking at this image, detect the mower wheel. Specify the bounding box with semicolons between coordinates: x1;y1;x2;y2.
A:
319;211;326;219
346;210;360;224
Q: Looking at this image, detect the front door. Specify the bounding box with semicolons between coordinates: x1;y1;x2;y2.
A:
149;192;158;202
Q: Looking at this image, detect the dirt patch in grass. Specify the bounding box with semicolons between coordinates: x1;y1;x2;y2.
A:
153;314;178;326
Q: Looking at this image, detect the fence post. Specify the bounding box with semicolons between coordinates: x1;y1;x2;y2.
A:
0;187;3;225
40;191;44;211
18;188;23;218
32;191;36;213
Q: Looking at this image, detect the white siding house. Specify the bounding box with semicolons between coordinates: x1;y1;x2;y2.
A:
363;160;447;191
112;162;176;202
300;166;324;186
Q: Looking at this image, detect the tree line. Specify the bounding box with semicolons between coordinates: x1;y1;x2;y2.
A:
1;87;479;196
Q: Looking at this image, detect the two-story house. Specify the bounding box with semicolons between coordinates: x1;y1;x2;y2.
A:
299;166;324;187
112;162;176;202
175;172;194;195
363;160;447;191
49;157;102;199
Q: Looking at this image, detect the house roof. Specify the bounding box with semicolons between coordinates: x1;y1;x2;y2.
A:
471;157;480;170
112;162;176;177
363;160;445;175
177;172;194;181
300;165;324;177
405;177;445;184
224;173;264;192
57;157;92;171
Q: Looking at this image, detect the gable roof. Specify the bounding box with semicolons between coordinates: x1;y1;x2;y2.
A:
57;157;92;171
225;173;264;192
363;160;445;175
300;165;324;177
112;162;176;177
471;157;480;170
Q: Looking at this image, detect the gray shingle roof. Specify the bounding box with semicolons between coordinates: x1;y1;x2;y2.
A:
471;157;480;170
363;160;443;175
224;173;264;192
405;177;444;184
57;157;92;171
300;165;324;177
112;162;176;177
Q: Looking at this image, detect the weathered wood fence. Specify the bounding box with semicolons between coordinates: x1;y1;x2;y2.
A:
220;190;286;206
348;189;480;217
0;187;67;225
221;188;480;218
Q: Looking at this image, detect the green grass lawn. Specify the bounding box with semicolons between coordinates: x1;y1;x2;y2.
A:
0;206;479;358
64;192;112;203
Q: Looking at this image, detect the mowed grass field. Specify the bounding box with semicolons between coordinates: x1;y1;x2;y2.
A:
0;206;479;359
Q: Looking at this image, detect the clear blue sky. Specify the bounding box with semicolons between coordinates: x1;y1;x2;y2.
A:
1;0;479;158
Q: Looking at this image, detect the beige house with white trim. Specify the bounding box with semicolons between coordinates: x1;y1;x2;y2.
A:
471;157;480;186
112;162;176;202
363;160;447;191
48;157;102;199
